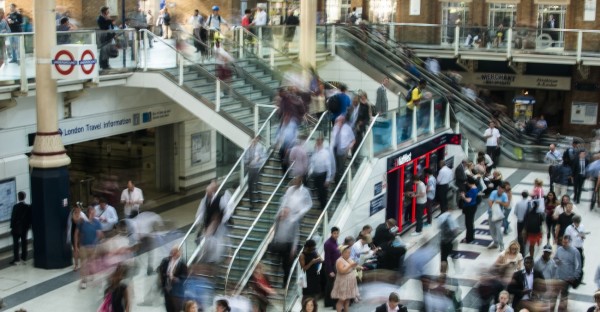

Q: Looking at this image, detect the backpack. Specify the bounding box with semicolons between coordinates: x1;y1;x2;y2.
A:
525;201;543;234
327;94;342;114
405;86;419;103
349;13;358;24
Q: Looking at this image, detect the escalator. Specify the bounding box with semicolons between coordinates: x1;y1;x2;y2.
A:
335;26;574;163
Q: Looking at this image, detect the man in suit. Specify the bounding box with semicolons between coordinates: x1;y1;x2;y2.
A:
573;151;589;204
10;191;31;265
507;256;545;310
159;247;188;312
375;77;389;114
375;292;408;312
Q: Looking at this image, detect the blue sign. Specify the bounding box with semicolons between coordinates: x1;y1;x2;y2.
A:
369;195;385;216
374;182;382;196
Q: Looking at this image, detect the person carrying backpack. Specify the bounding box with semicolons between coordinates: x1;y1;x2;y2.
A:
523;200;544;257
402;79;427;140
327;84;351;125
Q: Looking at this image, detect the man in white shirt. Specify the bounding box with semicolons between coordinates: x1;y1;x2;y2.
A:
483;121;501;169
121;180;144;218
411;175;428;236
310;136;333;209
189;9;205;52
252;6;268;27
195;180;233;238
95;198;118;232
332;115;355;182
564;215;586;276
545;143;563;192
425;168;436;226
436;160;454;213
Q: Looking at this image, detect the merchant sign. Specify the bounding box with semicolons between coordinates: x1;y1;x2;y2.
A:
461;72;571;90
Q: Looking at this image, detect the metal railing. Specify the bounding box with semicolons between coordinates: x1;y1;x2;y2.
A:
282;114;380;311
223;110;330;292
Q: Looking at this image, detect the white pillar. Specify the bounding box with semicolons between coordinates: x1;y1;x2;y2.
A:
299;0;317;68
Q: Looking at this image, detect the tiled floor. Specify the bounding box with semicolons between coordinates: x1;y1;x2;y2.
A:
2;167;600;311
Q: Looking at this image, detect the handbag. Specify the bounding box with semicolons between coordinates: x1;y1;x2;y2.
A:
108;44;119;58
490;203;504;222
97;292;113;312
297;267;307;288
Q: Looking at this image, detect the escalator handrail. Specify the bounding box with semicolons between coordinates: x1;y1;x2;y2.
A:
335;27;562;159
282;114;380;309
177;108;279;251
224;110;330;292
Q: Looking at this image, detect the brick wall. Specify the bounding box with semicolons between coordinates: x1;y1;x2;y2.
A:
394;0;437;44
562;67;600;135
4;0;33;23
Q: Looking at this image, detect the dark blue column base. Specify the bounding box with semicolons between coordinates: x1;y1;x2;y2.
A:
31;166;72;269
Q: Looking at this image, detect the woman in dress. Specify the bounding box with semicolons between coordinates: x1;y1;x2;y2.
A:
495;240;523;284
299;239;322;303
544;191;559;244
330;245;359;312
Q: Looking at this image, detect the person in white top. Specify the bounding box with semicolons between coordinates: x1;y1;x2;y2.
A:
189;9;205;52
483;120;501;169
545;143;563;193
436;160;454;213
310;136;334;209
331;115;355;182
251;6;268;26
95;198;118;232
564;214;586;276
350;234;375;265
411;175;428;236
121;180;144;218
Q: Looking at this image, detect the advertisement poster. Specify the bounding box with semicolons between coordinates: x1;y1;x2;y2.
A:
584;0;597;21
571;102;598;125
409;0;421;15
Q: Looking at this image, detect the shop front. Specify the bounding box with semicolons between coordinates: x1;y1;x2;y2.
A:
385;133;461;232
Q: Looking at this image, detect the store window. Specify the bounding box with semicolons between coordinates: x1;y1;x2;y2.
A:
537;5;566;47
326;0;352;23
441;2;469;45
488;3;517;29
369;0;397;23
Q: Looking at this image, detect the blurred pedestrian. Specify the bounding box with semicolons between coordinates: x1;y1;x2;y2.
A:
534;245;558;311
507;256;545;310
215;299;231;312
331;245;359;312
158;247;188;312
375;292;407;312
289;135;309;182
554;161;573;198
513;191;530;256
10;191;31;265
488;290;514;312
331;115;355;182
588;290;600;312
250;262;275;312
276;114;298;172
573;151;588;204
555;235;581;311
300;239;322;303
245;136;266;208
523;199;544;257
271;207;299;288
184;300;198;312
460;178;479;243
495;240;524;275
375;77;389;114
301;297;318;312
98;264;130;312
121;180;144;218
76;206;103;289
282;9;298;53
67;203;88;271
310;136;333;209
437;160;453;213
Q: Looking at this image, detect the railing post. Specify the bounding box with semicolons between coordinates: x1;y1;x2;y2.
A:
178;54;184;86
576;31;583;64
133;30;139;66
216;80;221;112
346;166;353;196
464;138;469;155
258;27;263;59
411;106;417;140
331;25;336;56
391;111;397;150
91;32;100;83
454;26;460;57
19;34;27;93
367;126;374;160
389;23;395;43
429;99;435;133
239;159;245;187
270;49;275;68
143;31;149;72
455;121;460;134
254;105;259;134
445;101;451;128
506;28;513;60
239;27;244;59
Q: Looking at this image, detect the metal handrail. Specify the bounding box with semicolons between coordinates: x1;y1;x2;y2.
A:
282;114;380;309
176;108;278;251
224;110;330;291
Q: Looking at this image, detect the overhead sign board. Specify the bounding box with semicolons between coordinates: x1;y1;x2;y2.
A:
51;44;98;80
461;72;571;90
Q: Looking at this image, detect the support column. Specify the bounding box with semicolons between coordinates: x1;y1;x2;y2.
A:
299;0;317;68
29;0;72;269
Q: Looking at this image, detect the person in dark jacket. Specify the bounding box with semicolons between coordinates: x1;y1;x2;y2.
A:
507;256;545;310
10;191;31;265
158;247;188;312
282;9;299;53
97;6;115;70
375;292;408;312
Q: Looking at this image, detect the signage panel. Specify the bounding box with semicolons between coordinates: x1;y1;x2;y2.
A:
51;44;98;80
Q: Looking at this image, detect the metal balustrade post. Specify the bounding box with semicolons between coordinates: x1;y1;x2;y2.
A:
411;106;417;140
266;119;272;146
464;138;469;155
455;121;460;134
254;105;259;134
346;166;353;197
367;126;374;160
239;27;244;59
91;32;100;83
143;31;149;72
389;23;395;43
454;26;460;57
258;27;263;59
506;28;513;60
576;31;583;64
331;25;336;56
178;54;184;86
445;101;450;128
429;99;435;133
216;80;221;112
19;35;27;93
239;160;245;187
133;30;139;67
391;111;397;150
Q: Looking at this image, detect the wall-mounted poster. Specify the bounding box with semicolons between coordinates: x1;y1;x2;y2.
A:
584;0;596;21
409;0;421;15
570;102;598;125
0;178;16;222
191;131;211;166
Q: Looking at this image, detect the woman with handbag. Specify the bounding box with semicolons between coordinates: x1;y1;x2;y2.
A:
299;239;322;303
487;184;510;251
330;246;359;312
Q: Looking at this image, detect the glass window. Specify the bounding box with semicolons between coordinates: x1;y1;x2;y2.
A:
488;3;517;29
369;0;397;23
441;2;469;45
537;5;566;48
